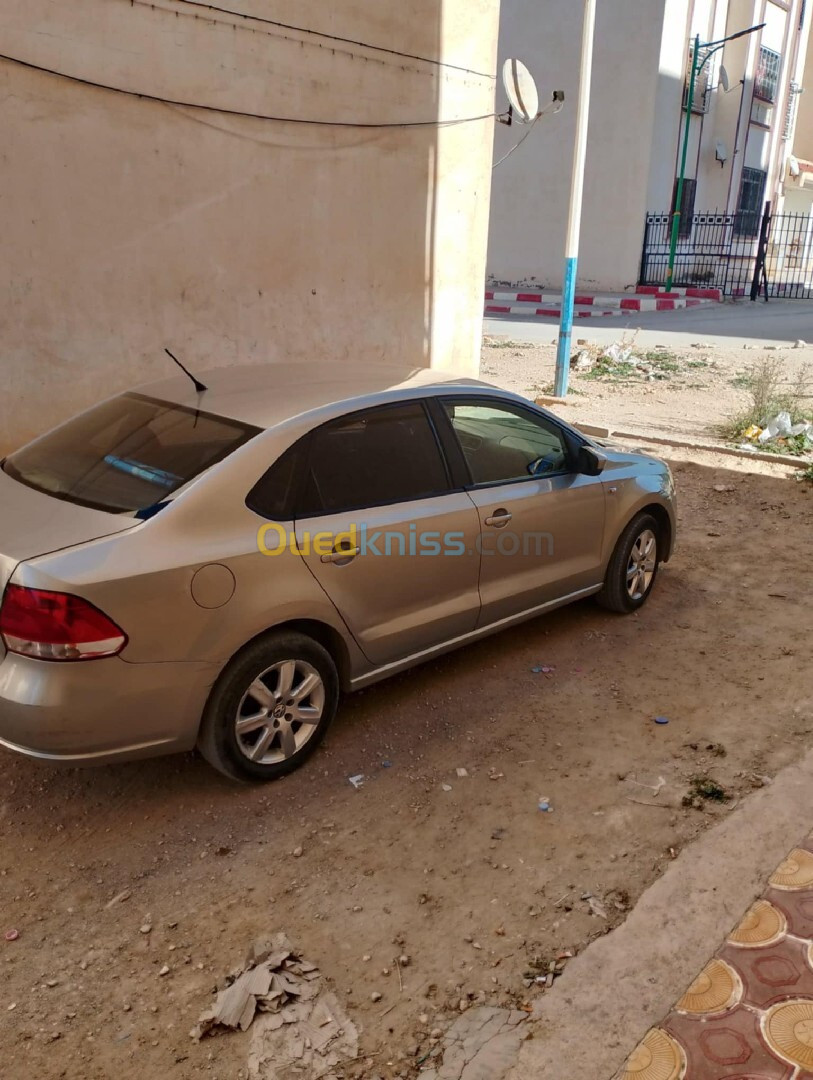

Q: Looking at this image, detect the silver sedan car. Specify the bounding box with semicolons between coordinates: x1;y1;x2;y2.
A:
0;363;675;781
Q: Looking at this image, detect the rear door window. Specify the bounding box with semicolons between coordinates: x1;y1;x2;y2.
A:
4;393;259;514
297;402;451;516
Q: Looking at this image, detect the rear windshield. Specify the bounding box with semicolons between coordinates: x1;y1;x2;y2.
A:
3;393;260;514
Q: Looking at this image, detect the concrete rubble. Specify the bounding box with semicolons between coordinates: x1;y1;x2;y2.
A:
192;933;359;1078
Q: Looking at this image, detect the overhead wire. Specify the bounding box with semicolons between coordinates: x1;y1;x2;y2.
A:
0;52;503;129
154;0;496;79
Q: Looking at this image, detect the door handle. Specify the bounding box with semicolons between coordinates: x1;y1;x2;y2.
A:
321;546;361;565
484;510;512;529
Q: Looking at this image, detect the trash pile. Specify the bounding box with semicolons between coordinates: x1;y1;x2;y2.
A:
192;934;359;1079
573;341;684;382
736;410;813;454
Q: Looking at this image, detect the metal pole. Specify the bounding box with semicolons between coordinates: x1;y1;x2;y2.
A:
750;200;772;302
666;35;700;293
553;0;596;398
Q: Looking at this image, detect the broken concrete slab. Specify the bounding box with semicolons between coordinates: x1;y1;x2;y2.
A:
420;1006;527;1080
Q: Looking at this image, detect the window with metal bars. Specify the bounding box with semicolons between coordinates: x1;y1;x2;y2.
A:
754;46;781;103
734;167;767;237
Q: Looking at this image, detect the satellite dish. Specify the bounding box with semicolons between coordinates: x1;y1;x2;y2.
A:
715;139;728;165
719;65;730;93
502;59;539;124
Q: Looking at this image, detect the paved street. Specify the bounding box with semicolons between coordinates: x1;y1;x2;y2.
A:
485;298;813;351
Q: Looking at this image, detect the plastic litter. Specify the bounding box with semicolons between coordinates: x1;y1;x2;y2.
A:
456;767;469;778
538;798;554;813
758;411;812;443
586;896;608;919
4;929;19;942
532;665;556;675
603;343;633;364
348;775;365;789
381;760;392;768
441;783;453;792
653;716;670;725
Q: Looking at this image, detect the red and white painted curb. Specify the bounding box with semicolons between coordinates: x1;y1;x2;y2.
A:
635;285;723;301
485;302;628;318
484;284;723;318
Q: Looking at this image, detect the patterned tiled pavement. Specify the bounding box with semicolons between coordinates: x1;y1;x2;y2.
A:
615;835;813;1079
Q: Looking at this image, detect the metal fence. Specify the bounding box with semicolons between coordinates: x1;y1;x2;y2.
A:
639;208;813;299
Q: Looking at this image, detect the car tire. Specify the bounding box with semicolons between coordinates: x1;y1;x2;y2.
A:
597;512;661;614
198;631;339;782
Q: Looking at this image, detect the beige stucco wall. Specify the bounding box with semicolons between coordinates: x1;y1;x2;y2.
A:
0;0;499;449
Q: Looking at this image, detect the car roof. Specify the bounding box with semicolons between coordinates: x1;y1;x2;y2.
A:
134;362;495;429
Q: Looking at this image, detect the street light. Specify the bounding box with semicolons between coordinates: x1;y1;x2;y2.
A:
665;22;765;292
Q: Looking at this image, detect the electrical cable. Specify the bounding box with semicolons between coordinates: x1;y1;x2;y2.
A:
492;115;539;169
0;52;502;129
492;95;565;169
155;0;496;79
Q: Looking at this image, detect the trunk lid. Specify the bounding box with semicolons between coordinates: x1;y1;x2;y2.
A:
0;466;138;595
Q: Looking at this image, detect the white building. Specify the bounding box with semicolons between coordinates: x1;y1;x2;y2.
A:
785;40;813;212
488;0;811;294
0;0;499;449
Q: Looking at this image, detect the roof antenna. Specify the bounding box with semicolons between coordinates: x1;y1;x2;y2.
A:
164;348;208;393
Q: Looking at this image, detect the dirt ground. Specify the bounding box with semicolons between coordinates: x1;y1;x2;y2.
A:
481;332;813;447
2;446;813;1079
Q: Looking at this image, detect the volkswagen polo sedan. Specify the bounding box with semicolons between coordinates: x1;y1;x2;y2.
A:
0;363;675;781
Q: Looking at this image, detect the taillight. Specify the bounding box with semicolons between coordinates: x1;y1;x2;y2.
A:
0;585;127;661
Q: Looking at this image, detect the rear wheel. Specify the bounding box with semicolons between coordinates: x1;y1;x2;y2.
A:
198;631;339;782
597;512;660;614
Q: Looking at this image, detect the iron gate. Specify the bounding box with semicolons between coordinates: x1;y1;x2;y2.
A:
639;207;813;299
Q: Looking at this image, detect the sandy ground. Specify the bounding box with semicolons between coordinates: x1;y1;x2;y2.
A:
2;447;813;1079
481;331;813;446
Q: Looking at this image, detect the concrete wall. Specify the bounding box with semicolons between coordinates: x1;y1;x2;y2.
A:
487;0;810;291
795;41;813;161
0;0;499;449
487;0;669;292
784;40;813;215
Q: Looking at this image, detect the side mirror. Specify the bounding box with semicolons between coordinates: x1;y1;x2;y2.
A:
577;445;607;476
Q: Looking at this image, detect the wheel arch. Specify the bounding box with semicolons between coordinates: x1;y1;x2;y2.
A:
209;618;354;701
640;502;673;562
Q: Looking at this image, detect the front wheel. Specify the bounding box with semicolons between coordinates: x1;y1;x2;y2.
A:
198;631;339;782
597;512;660;614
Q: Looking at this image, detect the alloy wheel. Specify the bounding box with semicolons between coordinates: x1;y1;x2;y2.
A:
626;528;657;601
234;659;325;764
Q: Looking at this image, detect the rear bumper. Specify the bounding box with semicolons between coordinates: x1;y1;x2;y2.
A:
0;652;216;764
